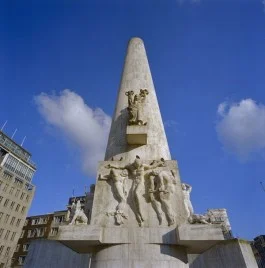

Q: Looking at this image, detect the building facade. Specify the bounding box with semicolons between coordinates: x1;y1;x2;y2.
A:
0;131;36;267
207;208;233;239
252;235;265;268
12;211;67;267
12;189;95;267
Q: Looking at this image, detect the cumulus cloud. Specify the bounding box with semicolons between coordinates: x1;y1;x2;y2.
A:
35;89;111;176
216;99;265;159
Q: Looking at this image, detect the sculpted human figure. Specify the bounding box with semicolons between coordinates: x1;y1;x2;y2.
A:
99;168;129;225
106;155;165;226
125;89;149;125
149;170;176;226
182;183;194;218
69;200;88;225
148;173;163;225
188;214;210;225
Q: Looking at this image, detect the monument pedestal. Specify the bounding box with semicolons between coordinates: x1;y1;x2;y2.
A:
24;225;257;268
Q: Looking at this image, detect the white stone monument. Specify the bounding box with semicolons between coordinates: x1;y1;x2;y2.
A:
24;38;258;268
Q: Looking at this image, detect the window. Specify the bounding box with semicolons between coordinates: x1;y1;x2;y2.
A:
31;218;40;225
14;178;23;187
0;213;3;221
54;216;65;223
0;180;2;189
23;243;29;252
27;229;36;238
20;230;25;238
11;232;16;241
25;168;34;182
24;219;28;226
15;204;20;212
3;199;9;207
3;184;9;192
10;216;15;225
20;192;25;200
10;201;15;210
50;227;59;236
18;256;26;265
0;246;4;255
4;230;10;240
0;196;2;204
26;195;29;202
21;206;26;214
15;189;20;197
15;244;20;252
0;229;3;238
5;214;10;223
16;219;21;227
4;155;18;172
3;172;12;181
9;187;14;195
5;247;10;257
36;228;46;237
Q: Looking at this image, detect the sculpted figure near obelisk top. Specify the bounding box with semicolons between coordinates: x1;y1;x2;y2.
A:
105;37;171;162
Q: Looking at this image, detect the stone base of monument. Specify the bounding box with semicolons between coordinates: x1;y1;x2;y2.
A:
23;224;258;268
23;239;91;268
189;239;258;268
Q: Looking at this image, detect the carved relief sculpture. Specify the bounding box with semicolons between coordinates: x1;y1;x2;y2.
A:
148;173;163;225
188;214;210;225
69;200;88;225
125;89;149;125
99;169;129;225
106;155;165;226
148;170;176;226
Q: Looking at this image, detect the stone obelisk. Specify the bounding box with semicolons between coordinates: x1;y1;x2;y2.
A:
105;37;171;162
24;37;258;268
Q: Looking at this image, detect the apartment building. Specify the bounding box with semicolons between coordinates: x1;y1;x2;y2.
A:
0;131;36;267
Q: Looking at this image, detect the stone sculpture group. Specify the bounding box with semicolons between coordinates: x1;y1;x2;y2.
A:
68;200;88;225
125;89;149;125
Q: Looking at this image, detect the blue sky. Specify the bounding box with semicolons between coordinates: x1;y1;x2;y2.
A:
1;0;265;240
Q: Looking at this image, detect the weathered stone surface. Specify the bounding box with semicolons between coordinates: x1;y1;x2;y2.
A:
91;244;189;268
189;239;258;268
23;239;90;268
176;224;224;253
126;125;148;145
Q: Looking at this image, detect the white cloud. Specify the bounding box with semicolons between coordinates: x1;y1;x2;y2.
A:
216;99;265;159
217;102;227;116
35;89;111;176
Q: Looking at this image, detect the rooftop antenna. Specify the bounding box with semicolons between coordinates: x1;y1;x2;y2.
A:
11;129;17;139
21;136;26;147
72;188;75;198
1;121;7;131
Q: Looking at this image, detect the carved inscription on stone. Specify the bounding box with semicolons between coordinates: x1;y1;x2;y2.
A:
125;89;149;126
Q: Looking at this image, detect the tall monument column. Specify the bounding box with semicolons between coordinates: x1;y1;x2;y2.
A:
105;37;171;163
24;38;258;268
